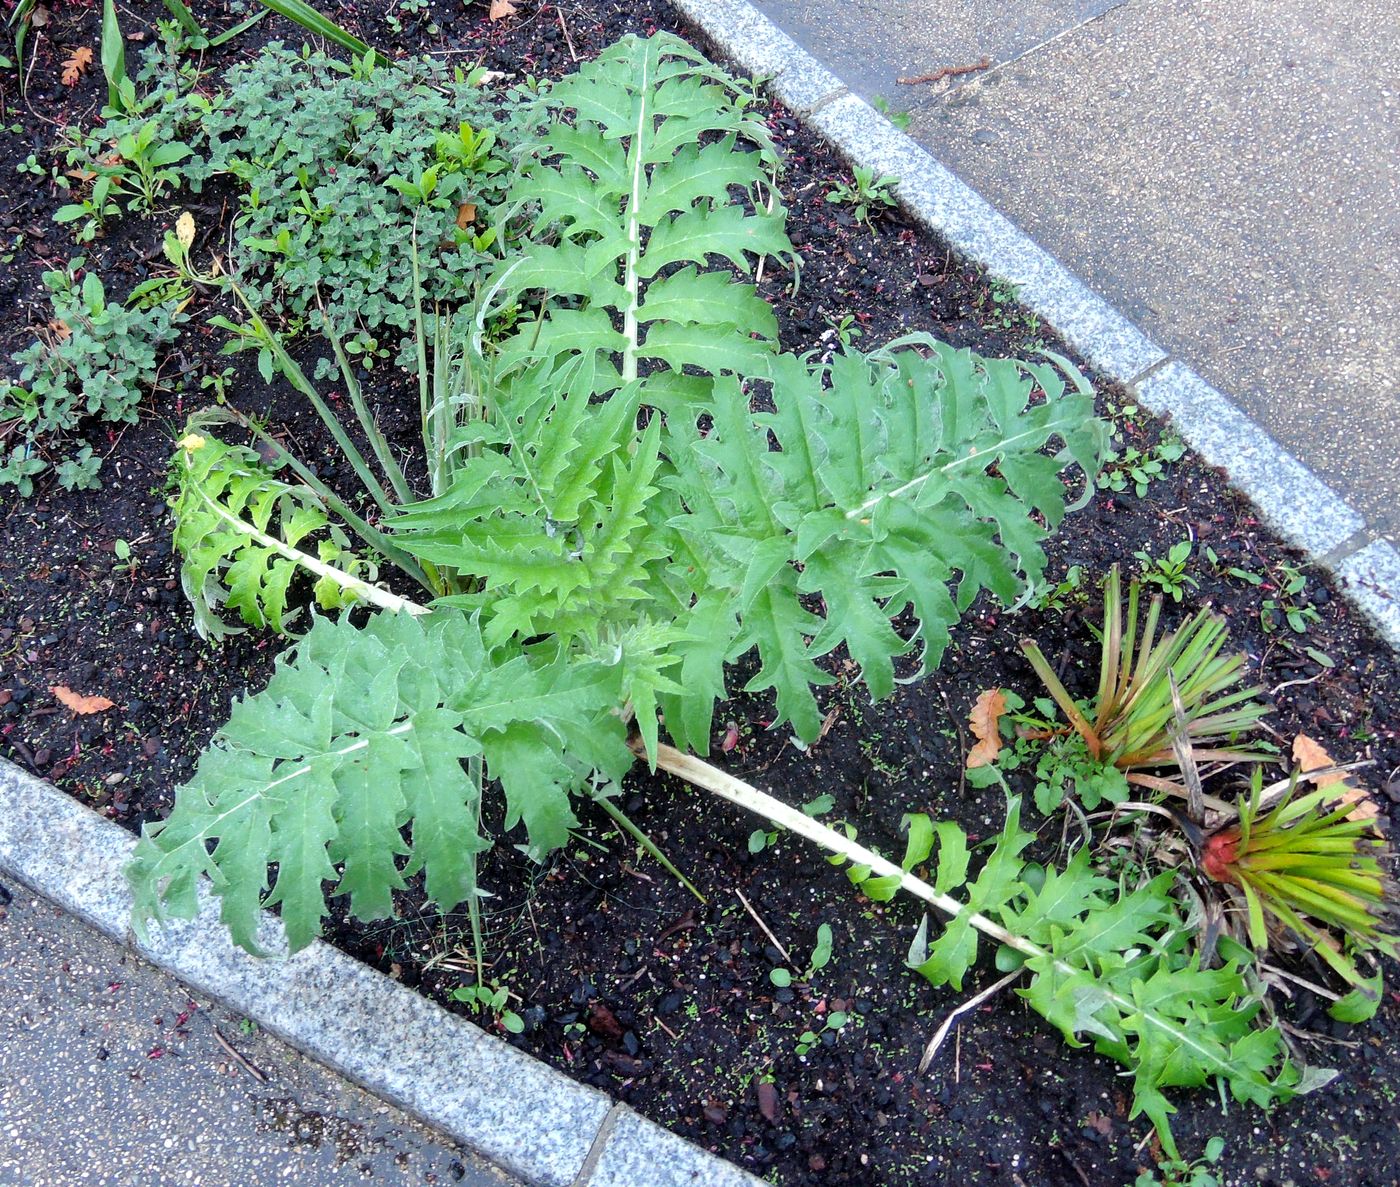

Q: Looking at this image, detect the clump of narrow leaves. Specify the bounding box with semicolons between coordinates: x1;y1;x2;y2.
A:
1020;564;1270;769
1202;769;1397;991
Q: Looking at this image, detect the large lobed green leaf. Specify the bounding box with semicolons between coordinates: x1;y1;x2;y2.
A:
655;337;1106;750
128;612;632;953
499;31;790;389
899;801;1306;1160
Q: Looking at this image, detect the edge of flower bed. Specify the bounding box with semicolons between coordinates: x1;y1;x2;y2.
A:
670;0;1400;652
0;758;765;1187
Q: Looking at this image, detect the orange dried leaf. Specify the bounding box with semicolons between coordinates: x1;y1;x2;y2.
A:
51;685;115;715
966;688;1007;769
1292;732;1379;824
455;201;477;229
61;46;93;87
488;0;517;19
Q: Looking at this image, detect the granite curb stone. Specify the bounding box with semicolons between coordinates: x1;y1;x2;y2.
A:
0;760;767;1187
1335;541;1400;650
584;1108;770;1187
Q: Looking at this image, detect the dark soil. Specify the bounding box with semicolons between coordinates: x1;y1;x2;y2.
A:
2;3;1398;1186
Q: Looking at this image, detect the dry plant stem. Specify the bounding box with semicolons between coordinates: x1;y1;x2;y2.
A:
735;885;792;966
918;967;1022;1072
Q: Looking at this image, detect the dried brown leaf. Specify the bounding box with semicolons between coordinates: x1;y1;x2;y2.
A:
966;688;1006;769
61;46;93;87
51;685;115;715
1292;732;1379;824
455;202;477;229
488;0;517;20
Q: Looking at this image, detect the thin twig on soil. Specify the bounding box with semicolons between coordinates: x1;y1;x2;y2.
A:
212;1026;269;1083
897;57;990;86
555;6;578;62
918;967;1022;1072
734;885;793;966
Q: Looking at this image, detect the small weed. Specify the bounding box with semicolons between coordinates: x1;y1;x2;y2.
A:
825;165;899;232
1135;540;1197;602
795;1008;849;1056
1135;1136;1224;1187
1097;435;1185;497
451;981;525;1034
1260;562;1321;635
1024;563;1087;612
872;95;912;131
769;922;833;988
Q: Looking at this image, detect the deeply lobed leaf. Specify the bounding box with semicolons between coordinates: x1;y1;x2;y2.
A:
128;612;631;953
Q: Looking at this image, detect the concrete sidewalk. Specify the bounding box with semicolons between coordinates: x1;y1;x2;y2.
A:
748;0;1399;544
0;883;518;1187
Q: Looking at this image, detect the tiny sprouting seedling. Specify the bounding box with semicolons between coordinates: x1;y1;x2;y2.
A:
1135;1136;1225;1187
1259;562;1321;635
451;982;525;1034
1203;545;1261;586
112;538;139;577
825;165;899;232
769;922;834;988
1024;563;1086;613
1098;436;1185;497
748;827;779;854
821;311;863;350
872;95;912;131
200;366;236;405
1135;539;1197;602
795;1008;849;1056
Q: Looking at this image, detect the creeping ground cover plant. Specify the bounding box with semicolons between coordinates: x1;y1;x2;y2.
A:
115;28;1396;1167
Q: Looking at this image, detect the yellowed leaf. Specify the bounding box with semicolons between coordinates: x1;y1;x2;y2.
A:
61;46;93;87
175;211;195;250
966;688;1006;769
1292;732;1379;825
51;685;115;715
488;0;517;19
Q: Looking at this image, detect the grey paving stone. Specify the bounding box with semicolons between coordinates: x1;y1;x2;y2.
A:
1134;361;1363;558
583;1109;767;1187
1335;540;1400;651
0;764;610;1187
805;92;1165;380
766;51;846;114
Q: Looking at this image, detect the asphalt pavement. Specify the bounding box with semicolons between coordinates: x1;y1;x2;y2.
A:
0;882;519;1187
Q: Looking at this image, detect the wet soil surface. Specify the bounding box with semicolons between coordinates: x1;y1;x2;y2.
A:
2;3;1398;1185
